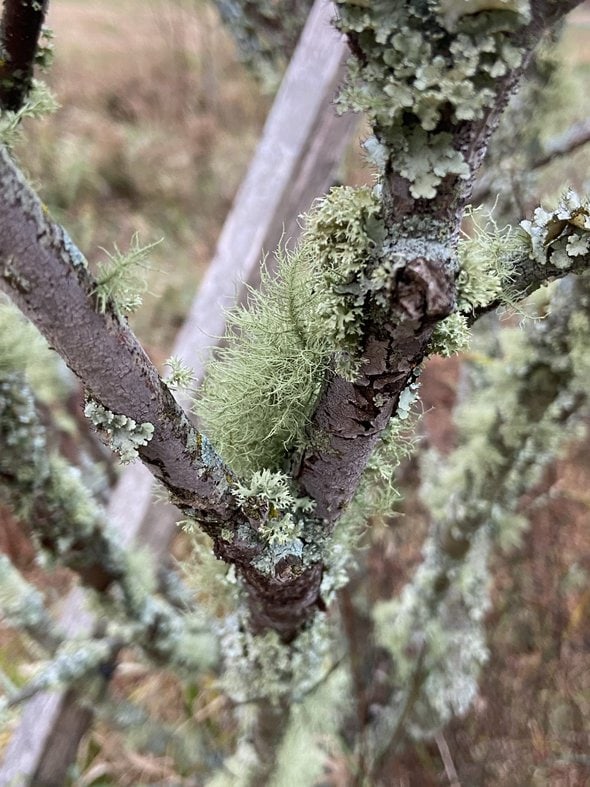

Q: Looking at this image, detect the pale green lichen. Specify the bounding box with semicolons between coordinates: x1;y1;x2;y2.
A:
429;312;471;356
438;0;530;32
219;613;339;704
197;190;385;475
455;206;524;312
196;244;328;475
93;232;162;314
84;400;154;463
19;638;113;696
234;469;314;546
0;554;47;631
335;1;530;198
163;355;195;391
305;185;385;377
373;273;590;743
520;190;590;271
0;80;58;147
374;529;491;737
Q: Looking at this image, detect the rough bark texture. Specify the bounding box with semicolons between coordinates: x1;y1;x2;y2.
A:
0;147;240;521
0;0;49;111
294;0;583;523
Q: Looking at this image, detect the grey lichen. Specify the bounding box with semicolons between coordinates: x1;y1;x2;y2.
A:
335;0;530;197
374;529;491;738
520;189;590;271
377;271;590;739
0;554;48;631
219;612;339;704
84;399;154;463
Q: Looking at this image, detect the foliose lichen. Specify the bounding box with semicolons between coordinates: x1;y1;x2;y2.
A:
84;400;154;463
335;0;530;197
520;189;590;271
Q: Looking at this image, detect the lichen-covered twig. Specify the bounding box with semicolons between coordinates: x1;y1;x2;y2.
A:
0;0;50;112
293;0;584;527
0;554;61;653
370;273;590;766
0;147;319;639
0;361;217;671
213;0;313;86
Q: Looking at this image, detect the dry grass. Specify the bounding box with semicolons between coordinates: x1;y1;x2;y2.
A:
18;0;270;354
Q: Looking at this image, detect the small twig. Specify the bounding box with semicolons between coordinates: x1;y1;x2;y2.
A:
474;117;590;204
435;731;461;787
531;117;590;170
0;0;49;111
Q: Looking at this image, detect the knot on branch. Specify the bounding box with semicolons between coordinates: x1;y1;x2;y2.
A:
397;257;455;323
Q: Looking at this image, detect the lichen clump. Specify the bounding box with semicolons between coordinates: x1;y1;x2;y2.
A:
520;190;590;270
196;186;386;476
84;400;154;463
335;0;530;197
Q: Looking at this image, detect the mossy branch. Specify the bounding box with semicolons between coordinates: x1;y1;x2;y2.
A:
371;273;590;759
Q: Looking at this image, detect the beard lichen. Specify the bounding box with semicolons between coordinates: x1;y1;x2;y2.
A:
195;186;386;477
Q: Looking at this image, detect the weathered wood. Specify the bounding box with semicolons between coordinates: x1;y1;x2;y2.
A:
0;1;354;783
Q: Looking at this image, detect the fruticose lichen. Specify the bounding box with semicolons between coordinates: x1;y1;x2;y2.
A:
84;400;154;463
0;80;58;147
93;233;161;314
335;0;530;197
196;188;386;475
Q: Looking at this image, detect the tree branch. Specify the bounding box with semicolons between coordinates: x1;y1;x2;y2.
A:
0;146;324;640
0;0;49;111
372;272;590;759
294;1;582;522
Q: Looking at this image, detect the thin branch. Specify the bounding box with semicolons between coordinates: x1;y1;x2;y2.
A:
0;0;49;111
474;117;590;205
531;116;590;170
0;146;326;639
